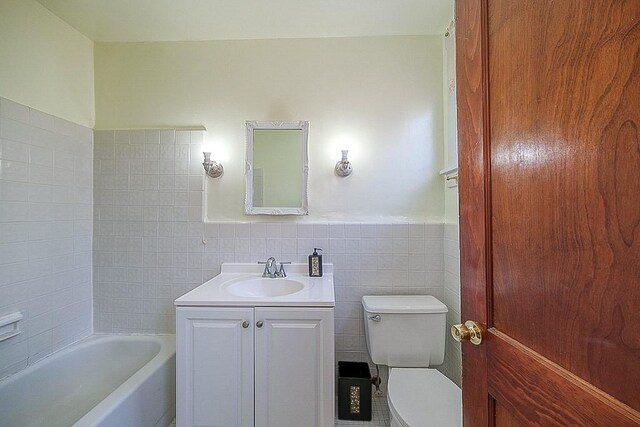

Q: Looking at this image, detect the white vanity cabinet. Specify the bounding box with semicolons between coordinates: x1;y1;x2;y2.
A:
176;306;335;427
176;307;255;427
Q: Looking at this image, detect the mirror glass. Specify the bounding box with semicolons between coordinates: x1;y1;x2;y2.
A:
245;121;309;215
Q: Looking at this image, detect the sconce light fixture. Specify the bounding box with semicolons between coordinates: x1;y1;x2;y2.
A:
334;150;353;177
202;152;224;178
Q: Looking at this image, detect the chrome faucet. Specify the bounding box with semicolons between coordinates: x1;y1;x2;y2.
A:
259;257;278;278
258;257;291;278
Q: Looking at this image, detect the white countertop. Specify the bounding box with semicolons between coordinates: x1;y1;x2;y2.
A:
174;263;335;307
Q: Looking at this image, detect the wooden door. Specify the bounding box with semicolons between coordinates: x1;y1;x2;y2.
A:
254;307;334;427
176;307;254;427
456;0;640;425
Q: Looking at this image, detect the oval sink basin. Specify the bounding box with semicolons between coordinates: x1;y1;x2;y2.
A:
224;278;305;298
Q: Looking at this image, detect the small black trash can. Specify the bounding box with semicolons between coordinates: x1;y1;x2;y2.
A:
337;361;372;421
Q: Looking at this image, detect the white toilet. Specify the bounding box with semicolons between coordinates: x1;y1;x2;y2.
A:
362;295;462;427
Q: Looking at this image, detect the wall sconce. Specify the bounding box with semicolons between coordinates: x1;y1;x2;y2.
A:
202;152;224;178
334;150;353;177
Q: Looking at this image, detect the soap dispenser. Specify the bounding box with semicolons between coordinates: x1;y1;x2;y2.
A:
308;248;323;277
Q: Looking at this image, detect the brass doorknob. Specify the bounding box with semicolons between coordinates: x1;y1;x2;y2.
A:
451;321;483;345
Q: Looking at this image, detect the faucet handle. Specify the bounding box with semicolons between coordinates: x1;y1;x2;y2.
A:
257;260;270;277
277;261;292;277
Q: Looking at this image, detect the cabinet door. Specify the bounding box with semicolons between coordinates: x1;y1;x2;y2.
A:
176;307;254;427
254;307;334;427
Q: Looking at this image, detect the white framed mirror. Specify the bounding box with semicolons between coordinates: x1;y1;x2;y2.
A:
245;120;309;215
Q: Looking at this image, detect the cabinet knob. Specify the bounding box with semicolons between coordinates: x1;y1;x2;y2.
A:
242;321;249;328
256;321;264;328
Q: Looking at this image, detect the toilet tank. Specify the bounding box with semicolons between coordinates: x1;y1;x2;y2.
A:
362;295;448;367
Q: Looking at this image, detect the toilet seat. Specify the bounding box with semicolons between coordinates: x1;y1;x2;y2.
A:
387;368;462;427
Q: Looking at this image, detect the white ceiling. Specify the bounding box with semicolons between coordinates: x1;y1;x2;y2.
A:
36;0;453;42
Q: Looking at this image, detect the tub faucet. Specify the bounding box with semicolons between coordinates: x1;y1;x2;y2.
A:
259;257;278;278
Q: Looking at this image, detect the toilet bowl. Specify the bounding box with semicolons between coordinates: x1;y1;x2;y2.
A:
362;295;461;427
387;368;461;427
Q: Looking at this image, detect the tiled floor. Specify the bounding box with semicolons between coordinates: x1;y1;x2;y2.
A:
168;392;391;426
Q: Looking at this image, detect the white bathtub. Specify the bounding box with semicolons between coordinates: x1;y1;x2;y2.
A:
0;334;175;427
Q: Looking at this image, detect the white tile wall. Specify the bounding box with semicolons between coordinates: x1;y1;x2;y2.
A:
93;129;446;364
440;223;462;386
0;97;93;379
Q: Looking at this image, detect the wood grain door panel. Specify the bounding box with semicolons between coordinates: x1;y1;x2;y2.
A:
489;0;640;410
487;330;640;426
457;0;640;424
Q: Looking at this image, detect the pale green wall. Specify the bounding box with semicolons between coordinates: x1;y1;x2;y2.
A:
442;23;459;224
94;36;445;222
0;0;95;127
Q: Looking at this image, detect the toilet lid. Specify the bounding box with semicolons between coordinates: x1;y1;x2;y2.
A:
387;368;462;427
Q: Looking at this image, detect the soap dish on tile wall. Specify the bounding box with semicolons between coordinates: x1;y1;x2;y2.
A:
0;312;23;343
